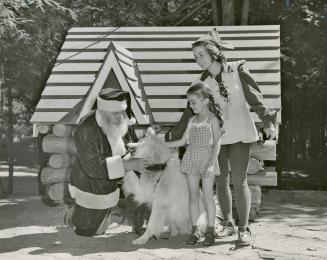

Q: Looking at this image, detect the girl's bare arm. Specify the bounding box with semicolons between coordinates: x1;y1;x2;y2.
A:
206;116;222;172
165;118;191;148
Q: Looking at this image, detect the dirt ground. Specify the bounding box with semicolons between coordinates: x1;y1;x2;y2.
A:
0;168;327;260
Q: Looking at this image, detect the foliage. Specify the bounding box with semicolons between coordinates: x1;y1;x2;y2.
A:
68;0;211;26
0;0;76;143
0;0;326;165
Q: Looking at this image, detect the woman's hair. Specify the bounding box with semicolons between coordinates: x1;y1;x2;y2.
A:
187;82;224;127
192;41;227;63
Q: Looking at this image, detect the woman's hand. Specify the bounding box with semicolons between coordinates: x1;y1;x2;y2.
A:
264;124;276;140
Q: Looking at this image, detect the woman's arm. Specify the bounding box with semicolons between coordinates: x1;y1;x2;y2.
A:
238;61;277;128
206;117;222;173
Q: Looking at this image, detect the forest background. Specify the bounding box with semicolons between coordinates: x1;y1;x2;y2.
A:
0;0;326;195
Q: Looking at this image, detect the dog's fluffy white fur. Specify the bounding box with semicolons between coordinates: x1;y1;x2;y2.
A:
122;128;206;245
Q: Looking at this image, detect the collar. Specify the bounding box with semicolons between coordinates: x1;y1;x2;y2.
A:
201;62;234;80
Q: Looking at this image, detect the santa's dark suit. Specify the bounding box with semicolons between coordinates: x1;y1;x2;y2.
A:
69;111;137;236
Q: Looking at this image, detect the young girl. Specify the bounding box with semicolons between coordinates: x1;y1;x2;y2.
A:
166;82;224;246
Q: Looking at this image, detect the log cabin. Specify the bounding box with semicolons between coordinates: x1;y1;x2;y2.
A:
30;26;281;218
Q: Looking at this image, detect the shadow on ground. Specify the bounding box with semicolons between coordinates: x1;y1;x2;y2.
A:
1;171;327;259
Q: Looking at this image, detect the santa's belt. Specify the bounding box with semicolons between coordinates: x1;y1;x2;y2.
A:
68;184;120;210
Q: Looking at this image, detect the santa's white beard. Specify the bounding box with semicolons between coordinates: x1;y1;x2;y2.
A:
101;119;128;138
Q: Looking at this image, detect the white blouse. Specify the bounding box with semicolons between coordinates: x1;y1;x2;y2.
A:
193;61;259;145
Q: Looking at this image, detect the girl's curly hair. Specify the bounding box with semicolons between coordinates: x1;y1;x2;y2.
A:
187;82;224;128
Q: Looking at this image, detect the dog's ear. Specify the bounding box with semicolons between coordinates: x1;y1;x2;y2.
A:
146;127;156;136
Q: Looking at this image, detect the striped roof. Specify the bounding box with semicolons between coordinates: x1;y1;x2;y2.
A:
30;25;281;126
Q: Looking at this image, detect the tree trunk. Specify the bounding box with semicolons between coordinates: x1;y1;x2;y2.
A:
210;0;219;25
7;83;14;195
0;63;4;110
221;0;234;25
241;0;249;25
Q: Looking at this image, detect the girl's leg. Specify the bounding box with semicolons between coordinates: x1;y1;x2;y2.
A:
202;174;216;246
185;174;202;245
201;174;216;227
216;145;233;221
186;174;201;226
229;142;251;231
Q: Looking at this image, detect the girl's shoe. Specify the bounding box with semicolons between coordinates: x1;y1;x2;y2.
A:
185;232;201;245
236;227;252;246
203;231;215;246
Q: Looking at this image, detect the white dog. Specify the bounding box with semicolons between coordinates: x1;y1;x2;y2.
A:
123;128;206;245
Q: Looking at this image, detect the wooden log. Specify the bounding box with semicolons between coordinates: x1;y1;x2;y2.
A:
41;167;71;184
42;136;76;154
53;124;73;137
249;185;262;221
247;158;264;174
249;206;260;221
227;158;264;174
48;154;71;168
251;140;276;161
247;167;277;186
249;185;261;207
37;124;51;134
48;182;69;202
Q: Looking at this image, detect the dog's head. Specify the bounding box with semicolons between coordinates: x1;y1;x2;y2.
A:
129;127;172;164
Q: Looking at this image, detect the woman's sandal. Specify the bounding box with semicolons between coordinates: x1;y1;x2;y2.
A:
203;231;215;246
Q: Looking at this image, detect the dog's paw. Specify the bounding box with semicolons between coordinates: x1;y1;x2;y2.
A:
132;236;148;245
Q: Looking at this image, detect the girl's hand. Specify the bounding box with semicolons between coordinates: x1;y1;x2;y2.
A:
205;165;214;176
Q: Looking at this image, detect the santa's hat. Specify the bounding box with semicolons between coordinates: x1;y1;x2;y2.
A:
97;88;133;119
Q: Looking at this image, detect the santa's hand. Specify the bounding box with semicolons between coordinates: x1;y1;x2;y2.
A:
264;124;276;140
